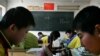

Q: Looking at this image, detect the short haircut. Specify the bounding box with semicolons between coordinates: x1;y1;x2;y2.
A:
38;32;43;35
0;6;35;29
65;29;72;34
49;31;60;42
73;6;100;34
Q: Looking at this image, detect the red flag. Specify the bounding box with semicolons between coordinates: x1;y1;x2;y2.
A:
44;3;54;10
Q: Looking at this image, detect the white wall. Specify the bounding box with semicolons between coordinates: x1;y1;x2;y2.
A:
7;0;90;10
7;0;92;17
0;0;7;18
7;0;100;17
7;0;24;9
0;0;7;8
90;0;100;7
7;0;100;15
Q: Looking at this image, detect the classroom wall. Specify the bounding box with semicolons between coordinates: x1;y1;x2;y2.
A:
0;0;7;19
0;0;7;8
7;0;89;10
5;0;100;38
90;0;100;7
7;0;23;9
6;0;91;39
7;0;100;16
0;0;98;47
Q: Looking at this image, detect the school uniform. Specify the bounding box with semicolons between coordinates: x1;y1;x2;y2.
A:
0;31;11;56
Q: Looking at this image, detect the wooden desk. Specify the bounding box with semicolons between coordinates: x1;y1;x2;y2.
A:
8;48;35;56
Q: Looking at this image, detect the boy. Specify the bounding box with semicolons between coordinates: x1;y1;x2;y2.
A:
73;6;100;55
0;7;35;56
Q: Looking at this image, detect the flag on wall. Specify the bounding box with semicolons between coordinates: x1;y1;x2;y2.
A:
44;3;54;10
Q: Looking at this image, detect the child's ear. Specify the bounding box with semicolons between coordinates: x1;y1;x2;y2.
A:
95;24;100;37
9;24;17;32
95;24;100;33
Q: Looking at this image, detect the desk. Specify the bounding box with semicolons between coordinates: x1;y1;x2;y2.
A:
8;48;35;56
26;48;42;56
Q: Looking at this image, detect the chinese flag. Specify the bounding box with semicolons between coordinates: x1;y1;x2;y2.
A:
44;3;54;10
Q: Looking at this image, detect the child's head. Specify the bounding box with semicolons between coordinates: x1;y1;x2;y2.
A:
73;6;100;55
0;7;35;45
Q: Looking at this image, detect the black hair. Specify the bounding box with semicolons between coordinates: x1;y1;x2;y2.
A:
66;29;77;38
73;6;100;34
48;31;60;43
65;29;72;34
0;6;35;30
38;32;43;35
